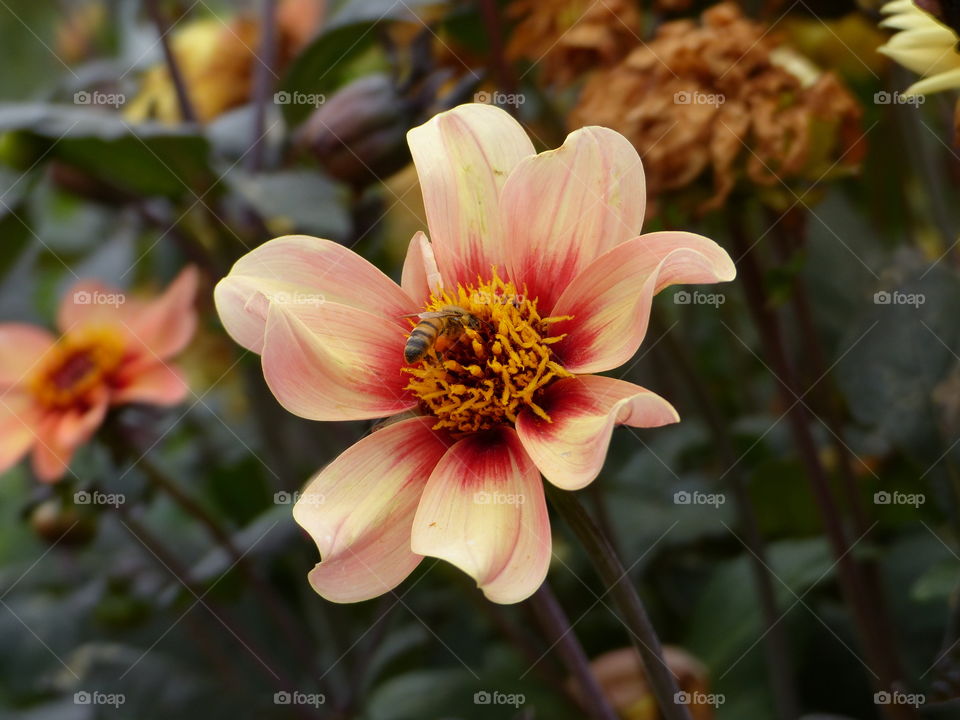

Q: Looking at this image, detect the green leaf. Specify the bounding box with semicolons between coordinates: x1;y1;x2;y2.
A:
0;103;214;198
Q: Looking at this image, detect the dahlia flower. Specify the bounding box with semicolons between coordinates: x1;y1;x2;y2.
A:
879;0;960;96
0;268;198;482
215;103;735;604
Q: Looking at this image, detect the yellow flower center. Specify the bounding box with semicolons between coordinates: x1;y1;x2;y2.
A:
27;327;125;408
402;273;573;433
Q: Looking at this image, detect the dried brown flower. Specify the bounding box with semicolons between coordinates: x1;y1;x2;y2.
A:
506;0;641;86
570;2;864;214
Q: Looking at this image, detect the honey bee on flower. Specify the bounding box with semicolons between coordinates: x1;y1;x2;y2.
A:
215;103;735;604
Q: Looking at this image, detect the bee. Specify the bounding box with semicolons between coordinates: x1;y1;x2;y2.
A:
402;305;481;364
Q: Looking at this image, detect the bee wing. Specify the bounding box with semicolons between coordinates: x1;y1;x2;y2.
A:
399;311;459;320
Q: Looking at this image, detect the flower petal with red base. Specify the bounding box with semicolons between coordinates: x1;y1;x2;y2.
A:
551;232;736;374
408;104;535;289
111;362;189;407
215;235;413;353
0;392;40;474
292;417;450;603
410;427;551;604
401;231;442;306
0;325;55;389
516;376;679;491
123;266;199;359
502;126;646;311
261;302;415;421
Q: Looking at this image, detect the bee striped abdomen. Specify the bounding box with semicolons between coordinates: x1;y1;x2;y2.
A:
404;317;445;364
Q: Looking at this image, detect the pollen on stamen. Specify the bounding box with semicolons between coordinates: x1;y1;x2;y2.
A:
402;271;574;434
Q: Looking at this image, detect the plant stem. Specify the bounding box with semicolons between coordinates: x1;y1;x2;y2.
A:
248;0;278;172
115;506;317;720
729;215;917;720
653;313;800;720
529;582;619;720
144;0;197;124
546;485;693;720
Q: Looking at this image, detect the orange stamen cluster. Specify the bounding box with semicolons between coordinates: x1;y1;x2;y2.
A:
27;327;125;408
403;273;573;434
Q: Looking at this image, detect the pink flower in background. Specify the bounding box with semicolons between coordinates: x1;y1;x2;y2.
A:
215;103;735;604
0;267;198;482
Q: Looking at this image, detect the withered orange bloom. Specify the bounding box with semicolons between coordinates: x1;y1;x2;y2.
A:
215;104;736;604
0;268;198;482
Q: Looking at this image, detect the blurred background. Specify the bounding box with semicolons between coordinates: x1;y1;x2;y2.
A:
1;0;960;718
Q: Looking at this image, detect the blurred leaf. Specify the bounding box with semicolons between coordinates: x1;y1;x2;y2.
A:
0;104;213;197
327;0;446;28
912;557;960;603
278;21;388;127
227;169;351;242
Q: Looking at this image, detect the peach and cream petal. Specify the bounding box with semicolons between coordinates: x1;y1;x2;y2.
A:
261;301;415;421
407;104;535;289
292;418;450;603
0;393;40;474
57;280;134;334
123;266;199;359
112;362;190;406
400;231;442;305
551;232;736;374
0;324;56;388
501;126;647;311
516;376;679;491
410;427;551;604
54;390;109;449
215;235;414;353
30;415;75;483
